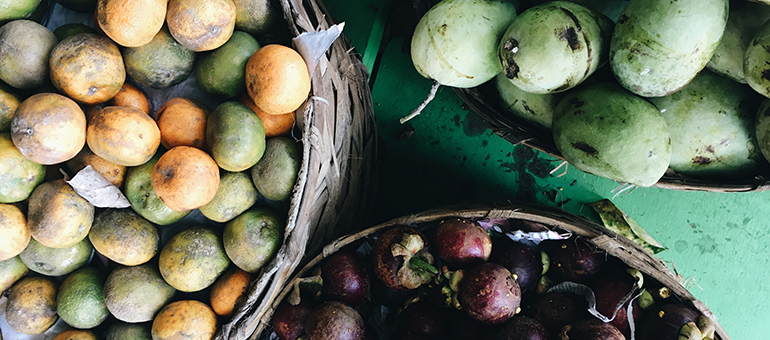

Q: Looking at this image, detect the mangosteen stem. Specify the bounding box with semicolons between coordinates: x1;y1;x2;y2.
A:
287;275;323;306
410;257;439;275
697;315;716;340
400;81;441;124
540;250;550;275
678;321;702;340
637;289;655;310
626;268;644;288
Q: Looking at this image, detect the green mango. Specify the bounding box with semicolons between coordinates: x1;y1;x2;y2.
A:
743;19;770;98
552;82;671;187
650;70;765;178
707;2;770;84
610;0;728;97
754;99;770;164
498;1;613;94
493;73;562;130
530;0;629;22
411;0;518;88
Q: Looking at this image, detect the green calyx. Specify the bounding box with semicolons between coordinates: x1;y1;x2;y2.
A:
391;233;437;289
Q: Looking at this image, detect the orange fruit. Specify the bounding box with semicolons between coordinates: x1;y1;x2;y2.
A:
53;329;99;340
155;98;209;149
0;203;30;261
239;93;296;137
27;179;94;249
152;146;220;212
49;33;126;105
209;267;252;316
151;300;217;340
96;0;167;47
87;106;161;166
108;82;150;115
11;93;86;165
166;0;236;52
89;208;159;266
66;145;126;187
245;44;311;115
5;275;58;335
83;103;104;123
0;82;21;131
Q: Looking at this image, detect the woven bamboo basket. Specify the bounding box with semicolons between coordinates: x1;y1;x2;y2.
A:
214;0;379;339
0;0;375;338
253;202;730;340
410;0;770;193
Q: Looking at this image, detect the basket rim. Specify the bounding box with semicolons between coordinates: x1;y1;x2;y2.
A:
255;201;731;340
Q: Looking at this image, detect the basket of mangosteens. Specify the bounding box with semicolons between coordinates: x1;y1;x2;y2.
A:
250;202;728;340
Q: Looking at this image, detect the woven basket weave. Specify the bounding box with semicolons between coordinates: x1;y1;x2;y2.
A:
410;0;770;193
254;202;730;340
214;0;379;338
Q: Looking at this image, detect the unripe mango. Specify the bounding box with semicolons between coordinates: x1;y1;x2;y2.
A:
610;0;728;97
650;70;765;178
499;1;613;94
707;2;770;84
553;82;671;187
411;0;517;88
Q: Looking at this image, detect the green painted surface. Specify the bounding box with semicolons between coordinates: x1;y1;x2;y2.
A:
324;1;769;339
368;37;769;340
323;0;391;75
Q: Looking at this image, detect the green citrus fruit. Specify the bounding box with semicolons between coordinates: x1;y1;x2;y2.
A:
89;208;160;266
158;226;230;292
56;267;109;329
123;26;196;89
199;170;258;223
223;207;284;273
0;133;45;203
124;153;190;225
196;31;260;98
103;263;176;323
251;136;301;201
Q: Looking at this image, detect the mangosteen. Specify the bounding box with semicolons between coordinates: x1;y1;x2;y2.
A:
485;315;550;340
395;301;449;339
272;295;316;340
488;238;542;292
541;237;606;283
370;274;413;309
558;318;625;340
588;273;643;337
373;226;437;291
393;336;431;340
446;308;485;340
321;250;370;307
364;322;380;340
433;218;492;269
637;304;710;340
523;291;588;333
458;262;521;325
305;301;365;340
422;267;464;309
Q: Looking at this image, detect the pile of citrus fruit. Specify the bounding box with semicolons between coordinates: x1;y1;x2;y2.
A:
0;0;310;339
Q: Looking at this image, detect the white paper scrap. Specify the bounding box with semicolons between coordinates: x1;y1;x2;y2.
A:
293;22;345;75
66;166;131;208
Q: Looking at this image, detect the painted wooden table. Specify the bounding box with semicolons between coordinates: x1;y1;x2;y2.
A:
324;0;770;338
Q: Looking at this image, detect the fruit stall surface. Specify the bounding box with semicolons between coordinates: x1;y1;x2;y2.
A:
323;0;770;339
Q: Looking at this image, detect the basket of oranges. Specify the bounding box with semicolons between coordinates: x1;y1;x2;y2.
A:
0;0;377;339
